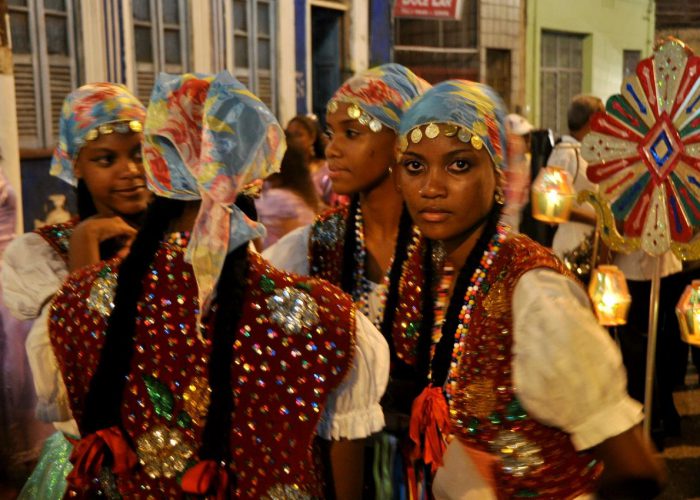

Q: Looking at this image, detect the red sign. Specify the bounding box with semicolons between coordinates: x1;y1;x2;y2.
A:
393;0;464;20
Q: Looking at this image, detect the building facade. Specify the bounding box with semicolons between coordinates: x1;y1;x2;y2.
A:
5;0;370;229
525;0;655;135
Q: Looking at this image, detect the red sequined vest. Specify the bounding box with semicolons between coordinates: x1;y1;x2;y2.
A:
50;241;356;499
35;219;77;263
449;234;602;499
309;204;424;365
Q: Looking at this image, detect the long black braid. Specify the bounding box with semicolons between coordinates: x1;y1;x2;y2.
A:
415;205;502;388
81;195;251;471
199;243;248;463
81;196;185;433
338;194;415;362
77;179;98;220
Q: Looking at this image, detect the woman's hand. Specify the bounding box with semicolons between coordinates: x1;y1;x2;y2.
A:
68;216;137;271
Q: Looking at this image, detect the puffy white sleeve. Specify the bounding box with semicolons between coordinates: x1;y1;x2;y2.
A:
262;225;312;276
317;312;389;440
1;232;69;320
512;269;643;451
1;232;73;423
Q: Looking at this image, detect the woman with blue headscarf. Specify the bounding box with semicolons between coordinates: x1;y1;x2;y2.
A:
47;72;388;499
2;83;150;498
265;66;431;497
394;81;666;499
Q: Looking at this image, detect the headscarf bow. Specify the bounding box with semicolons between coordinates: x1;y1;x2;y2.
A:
143;71;285;316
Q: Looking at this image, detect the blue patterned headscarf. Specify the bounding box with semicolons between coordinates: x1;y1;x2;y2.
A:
50;83;146;186
398;80;508;170
143;71;285;315
326;63;431;132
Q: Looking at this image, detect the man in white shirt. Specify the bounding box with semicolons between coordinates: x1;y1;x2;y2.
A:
547;95;605;264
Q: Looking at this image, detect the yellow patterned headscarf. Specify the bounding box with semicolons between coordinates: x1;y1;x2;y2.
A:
143;71;285;315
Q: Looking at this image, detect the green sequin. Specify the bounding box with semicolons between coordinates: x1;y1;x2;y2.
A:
143;374;174;421
295;281;313;292
466;416;480;434
260;275;275;293
97;265;112;278
488;411;502;425
505;399;527;422
406;322;420;339
481;283;491;293
176;411;192;429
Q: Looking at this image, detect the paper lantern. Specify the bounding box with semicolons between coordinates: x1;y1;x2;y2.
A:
676;280;700;347
531;166;575;223
588;265;631;326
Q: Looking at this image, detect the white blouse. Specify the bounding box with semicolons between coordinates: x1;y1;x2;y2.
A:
432;268;643;499
266;228;642;496
1;232;78;436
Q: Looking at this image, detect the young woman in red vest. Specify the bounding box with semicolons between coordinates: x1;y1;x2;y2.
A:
264;64;432;496
2;83;150;498
395;80;667;499
47;72;388;499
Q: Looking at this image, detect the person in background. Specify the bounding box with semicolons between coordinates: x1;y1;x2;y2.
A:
547;95;604;263
48;71;388;499
395;79;666;499
255;145;321;248
1;83;150;498
0;165;48;492
501;113;533;232
286;114;341;205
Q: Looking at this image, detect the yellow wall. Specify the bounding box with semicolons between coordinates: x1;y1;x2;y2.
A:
525;0;655;128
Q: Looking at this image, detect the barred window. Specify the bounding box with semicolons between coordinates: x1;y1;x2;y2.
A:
131;0;190;103
9;0;79;150
540;31;584;135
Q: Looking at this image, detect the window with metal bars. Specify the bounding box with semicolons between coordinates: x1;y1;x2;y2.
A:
393;0;478;83
131;0;190;103
8;0;78;151
227;0;276;111
540;31;584;135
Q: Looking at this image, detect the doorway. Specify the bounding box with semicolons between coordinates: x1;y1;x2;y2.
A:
311;7;343;124
486;48;512;111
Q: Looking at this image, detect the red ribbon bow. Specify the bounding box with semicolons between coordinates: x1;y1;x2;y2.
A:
181;460;230;499
409;385;451;474
66;426;137;489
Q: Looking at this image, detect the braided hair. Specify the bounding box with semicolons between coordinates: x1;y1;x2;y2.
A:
415;204;503;388
338;194;414;363
80;195;250;469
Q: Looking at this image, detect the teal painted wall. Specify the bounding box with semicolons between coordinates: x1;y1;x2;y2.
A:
525;0;655;128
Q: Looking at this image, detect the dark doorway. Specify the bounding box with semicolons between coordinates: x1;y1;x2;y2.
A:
486;48;512;110
311;7;343;125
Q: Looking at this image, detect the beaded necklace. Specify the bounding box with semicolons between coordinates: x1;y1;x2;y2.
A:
441;224;507;400
352;203;393;328
431;263;455;348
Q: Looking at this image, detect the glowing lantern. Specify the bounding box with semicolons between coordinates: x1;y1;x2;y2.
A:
588;265;631;326
531;166;575;223
676;280;700;347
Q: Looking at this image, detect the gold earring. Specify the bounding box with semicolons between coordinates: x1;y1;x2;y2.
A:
494;186;505;205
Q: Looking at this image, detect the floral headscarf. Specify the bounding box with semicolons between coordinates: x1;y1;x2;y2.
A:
326;63;431;132
398;80;508;171
50;83;146;186
143;72;285;315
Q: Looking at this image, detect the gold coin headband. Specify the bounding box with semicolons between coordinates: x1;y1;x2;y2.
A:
80;120;144;145
399;122;485;153
327;100;384;133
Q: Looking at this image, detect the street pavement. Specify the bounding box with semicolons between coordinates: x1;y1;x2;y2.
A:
659;367;700;499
